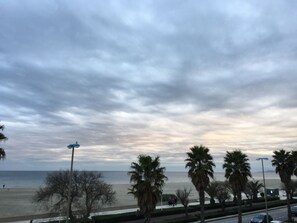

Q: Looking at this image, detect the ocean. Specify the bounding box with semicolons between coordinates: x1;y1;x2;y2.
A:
0;171;191;188
0;170;281;188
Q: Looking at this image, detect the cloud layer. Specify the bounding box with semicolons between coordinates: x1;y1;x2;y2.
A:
1;0;297;171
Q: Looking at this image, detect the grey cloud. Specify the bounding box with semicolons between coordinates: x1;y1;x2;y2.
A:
1;0;297;170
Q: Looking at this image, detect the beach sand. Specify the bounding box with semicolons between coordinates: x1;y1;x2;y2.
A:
0;179;282;221
0;188;43;218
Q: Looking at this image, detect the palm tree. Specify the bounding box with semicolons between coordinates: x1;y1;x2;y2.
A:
128;155;167;223
246;180;263;201
185;145;215;223
244;180;263;206
223;150;251;223
0;124;7;160
272;149;294;222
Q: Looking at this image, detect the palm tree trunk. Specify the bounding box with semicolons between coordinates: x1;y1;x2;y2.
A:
237;192;242;223
199;190;205;223
286;189;292;222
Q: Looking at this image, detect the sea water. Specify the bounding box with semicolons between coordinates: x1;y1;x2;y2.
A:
0;170;281;188
0;171;190;188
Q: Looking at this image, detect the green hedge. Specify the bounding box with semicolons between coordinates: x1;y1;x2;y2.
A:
92;212;138;223
51;198;296;223
91;198;297;223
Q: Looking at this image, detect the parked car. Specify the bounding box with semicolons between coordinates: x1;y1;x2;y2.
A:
250;213;273;223
291;205;297;217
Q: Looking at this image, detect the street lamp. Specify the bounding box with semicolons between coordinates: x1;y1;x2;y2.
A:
257;157;269;222
66;142;80;223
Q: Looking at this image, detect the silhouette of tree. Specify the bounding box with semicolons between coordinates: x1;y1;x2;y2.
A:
185;145;215;223
223;150;251;223
128;155;167;223
33;170;115;222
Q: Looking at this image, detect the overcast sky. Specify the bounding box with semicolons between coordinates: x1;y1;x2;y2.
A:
1;0;297;172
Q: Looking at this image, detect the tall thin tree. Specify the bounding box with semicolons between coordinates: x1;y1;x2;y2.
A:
185;145;215;223
223;150;251;223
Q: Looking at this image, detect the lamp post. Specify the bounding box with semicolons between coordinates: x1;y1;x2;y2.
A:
66;142;80;223
257;157;269;222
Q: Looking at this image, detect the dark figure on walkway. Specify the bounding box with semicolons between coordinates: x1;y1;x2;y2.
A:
168;197;177;206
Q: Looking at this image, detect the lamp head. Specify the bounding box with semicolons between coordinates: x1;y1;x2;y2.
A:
256;157;269;161
67;142;80;149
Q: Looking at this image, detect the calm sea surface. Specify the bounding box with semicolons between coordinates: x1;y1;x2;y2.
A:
0;171;280;188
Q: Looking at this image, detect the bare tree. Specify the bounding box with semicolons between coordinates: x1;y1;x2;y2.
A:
33;170;116;222
243;184;253;207
215;181;231;211
176;187;192;216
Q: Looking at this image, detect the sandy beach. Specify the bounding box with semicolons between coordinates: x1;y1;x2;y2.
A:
0;179;282;221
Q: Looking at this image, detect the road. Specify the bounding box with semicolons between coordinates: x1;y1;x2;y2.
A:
203;206;288;223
